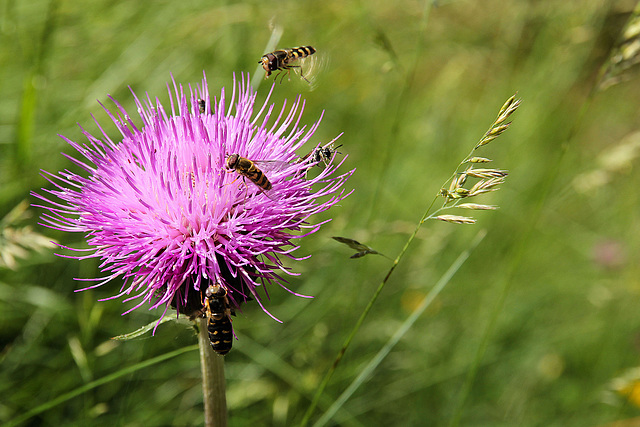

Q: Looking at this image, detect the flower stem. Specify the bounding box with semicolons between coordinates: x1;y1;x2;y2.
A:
198;318;227;427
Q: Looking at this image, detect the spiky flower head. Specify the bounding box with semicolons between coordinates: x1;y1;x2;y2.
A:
32;73;352;321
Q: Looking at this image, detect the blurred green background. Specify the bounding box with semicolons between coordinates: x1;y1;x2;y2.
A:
3;0;640;426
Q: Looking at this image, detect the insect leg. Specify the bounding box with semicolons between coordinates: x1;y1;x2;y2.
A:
277;69;289;84
221;169;240;187
270;69;281;83
284;65;308;83
292;64;310;83
240;176;250;204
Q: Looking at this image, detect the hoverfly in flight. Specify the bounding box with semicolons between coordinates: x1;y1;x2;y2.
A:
203;283;234;356
260;46;317;83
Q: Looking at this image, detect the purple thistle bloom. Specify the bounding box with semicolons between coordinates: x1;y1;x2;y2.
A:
32;73;353;323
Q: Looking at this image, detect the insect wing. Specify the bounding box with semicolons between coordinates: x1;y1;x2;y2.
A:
298;52;328;90
251;159;291;174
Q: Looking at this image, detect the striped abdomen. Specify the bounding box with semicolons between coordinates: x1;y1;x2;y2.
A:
243;164;272;191
286;46;316;64
207;315;233;355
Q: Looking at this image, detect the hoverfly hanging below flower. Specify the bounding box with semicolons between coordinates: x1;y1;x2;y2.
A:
260;45;317;84
226;153;273;191
203;283;234;356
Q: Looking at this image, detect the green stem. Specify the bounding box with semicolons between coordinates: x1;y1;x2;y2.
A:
198;318;227;427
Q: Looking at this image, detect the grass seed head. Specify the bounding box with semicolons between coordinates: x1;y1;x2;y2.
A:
457;203;498;210
466;157;493;163
436;215;476;225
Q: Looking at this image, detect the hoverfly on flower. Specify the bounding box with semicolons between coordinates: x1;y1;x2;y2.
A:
226;154;274;191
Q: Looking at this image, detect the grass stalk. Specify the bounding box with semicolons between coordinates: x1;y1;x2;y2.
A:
4;345;197;427
312;230;487;427
302;94;519;426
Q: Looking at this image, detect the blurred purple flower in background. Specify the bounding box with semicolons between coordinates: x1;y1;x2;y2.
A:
32;73;352;323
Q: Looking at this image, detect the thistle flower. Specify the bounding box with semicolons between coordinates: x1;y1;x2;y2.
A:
32;73;353;323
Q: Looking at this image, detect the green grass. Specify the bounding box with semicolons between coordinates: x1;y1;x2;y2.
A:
3;0;640;426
